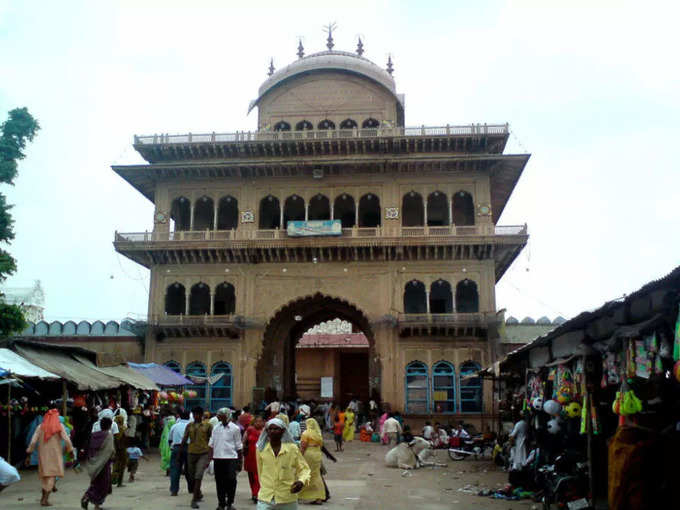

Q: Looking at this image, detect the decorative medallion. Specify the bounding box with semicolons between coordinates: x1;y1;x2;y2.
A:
385;207;399;220
154;211;168;224
241;210;255;223
477;203;492;216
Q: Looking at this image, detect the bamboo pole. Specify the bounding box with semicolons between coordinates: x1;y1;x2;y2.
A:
7;383;11;463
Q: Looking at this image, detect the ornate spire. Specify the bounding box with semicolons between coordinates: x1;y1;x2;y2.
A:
268;58;275;76
297;39;304;59
386;55;394;75
356;37;364;56
324;22;337;51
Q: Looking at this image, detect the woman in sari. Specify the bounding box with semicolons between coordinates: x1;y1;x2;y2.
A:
159;413;175;474
342;407;355;442
242;415;264;503
111;415;128;487
81;417;114;510
298;418;325;504
26;408;74;507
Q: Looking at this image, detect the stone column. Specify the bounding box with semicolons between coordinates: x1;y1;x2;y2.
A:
423;200;428;227
305;202;309;221
279;207;284;229
185;293;190;315
355;206;359;227
425;289;431;314
189;203;195;231
447;195;452;226
213;200;219;230
210;292;215;315
330;202;334;220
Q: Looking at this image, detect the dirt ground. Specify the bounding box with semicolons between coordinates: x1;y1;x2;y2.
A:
2;437;537;509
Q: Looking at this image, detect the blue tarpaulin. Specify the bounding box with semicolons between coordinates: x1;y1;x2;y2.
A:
128;362;192;386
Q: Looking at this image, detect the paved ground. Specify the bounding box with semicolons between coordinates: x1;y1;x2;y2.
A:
3;437;536;509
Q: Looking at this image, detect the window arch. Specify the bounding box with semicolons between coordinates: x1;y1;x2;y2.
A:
333;194;355;228
358;193;380;227
427;191;449;226
404;280;426;314
185;361;207;410
296;120;313;131
402;191;424;226
273;121;291;131
217;196;238;230
452;191;475;226
430;279;453;313
405;361;429;414
164;360;182;374
189;282;210;315
193;196;214;230
317;119;335;130
283;195;305;227
214;282;235;315
460;361;482;413
432;361;456;413
165;283;185;315
170;196;191;231
362;118;379;128
339;118;357;129
259;195;280;229
209;361;233;411
456;279;479;313
308;194;330;221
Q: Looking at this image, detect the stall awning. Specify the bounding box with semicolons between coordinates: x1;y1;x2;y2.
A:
0;348;59;379
73;356;159;391
14;345;122;391
128;362;192;386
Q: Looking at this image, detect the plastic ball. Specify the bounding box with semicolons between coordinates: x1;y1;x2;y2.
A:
674;360;680;383
532;396;544;410
159;391;169;400
565;402;581;418
547;418;561;434
543;399;562;416
183;390;190;398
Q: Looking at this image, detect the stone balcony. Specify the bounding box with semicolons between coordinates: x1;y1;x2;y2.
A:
397;312;499;338
148;314;245;339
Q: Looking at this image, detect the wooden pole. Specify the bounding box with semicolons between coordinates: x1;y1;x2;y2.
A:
7;383;11;463
586;388;595;504
62;380;67;417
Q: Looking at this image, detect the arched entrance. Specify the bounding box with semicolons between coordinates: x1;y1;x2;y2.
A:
257;293;380;403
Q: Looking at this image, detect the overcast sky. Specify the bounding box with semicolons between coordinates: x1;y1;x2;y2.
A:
1;0;678;324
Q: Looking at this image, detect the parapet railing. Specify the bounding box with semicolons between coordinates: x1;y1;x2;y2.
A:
134;123;509;145
397;312;495;326
114;224;527;243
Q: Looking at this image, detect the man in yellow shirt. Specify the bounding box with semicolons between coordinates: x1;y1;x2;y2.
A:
256;418;311;509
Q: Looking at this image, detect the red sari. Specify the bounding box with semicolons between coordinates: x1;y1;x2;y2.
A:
243;425;261;498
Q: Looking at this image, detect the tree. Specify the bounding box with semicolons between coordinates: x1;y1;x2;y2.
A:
0;107;40;336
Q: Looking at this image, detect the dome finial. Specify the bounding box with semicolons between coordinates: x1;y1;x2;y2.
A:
268;58;275;76
324;22;337;51
386;54;394;75
356;37;364;56
297;39;304;59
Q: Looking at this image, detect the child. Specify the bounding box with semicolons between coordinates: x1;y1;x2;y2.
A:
125;440;149;482
333;415;344;452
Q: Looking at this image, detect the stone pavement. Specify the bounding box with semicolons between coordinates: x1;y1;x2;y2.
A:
2;437;535;509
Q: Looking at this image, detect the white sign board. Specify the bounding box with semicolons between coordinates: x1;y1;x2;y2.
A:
320;377;333;398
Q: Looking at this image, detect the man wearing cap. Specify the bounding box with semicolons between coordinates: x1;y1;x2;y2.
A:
209;408;243;510
256;418;311;509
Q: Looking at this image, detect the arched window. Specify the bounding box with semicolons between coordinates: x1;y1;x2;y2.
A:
427;191;449;226
358;194;380;227
452;191;475;226
296;120;313;131
402;191;424;226
339;118;357;129
189;282;210;315
362;118;379;128
185;361;207;410
432;361;456;413
164;360;182;374
283;195;305;227
170;197;191;231
430;280;453;313
193;196;214;230
217;196;238;230
405;361;429;414
456;279;479;313
333;194;355;228
214;282;235;315
460;361;482;413
317;119;335;130
259;195;280;229
209;362;233;411
308;194;330;221
165;283;185;315
273;121;291;131
404;280;426;314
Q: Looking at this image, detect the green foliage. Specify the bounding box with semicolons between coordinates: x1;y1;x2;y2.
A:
0;302;27;337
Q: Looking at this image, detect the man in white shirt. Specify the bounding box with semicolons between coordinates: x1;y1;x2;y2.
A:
168;409;191;496
422;421;434;440
382;413;402;445
209;408;243;510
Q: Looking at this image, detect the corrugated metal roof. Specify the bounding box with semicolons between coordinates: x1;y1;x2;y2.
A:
0;348;59;379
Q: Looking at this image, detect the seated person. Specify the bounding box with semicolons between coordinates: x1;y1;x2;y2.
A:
452;421;470;439
422;421;434;440
432;422;449;448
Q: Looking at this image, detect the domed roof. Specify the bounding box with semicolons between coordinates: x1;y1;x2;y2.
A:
249;50;402;113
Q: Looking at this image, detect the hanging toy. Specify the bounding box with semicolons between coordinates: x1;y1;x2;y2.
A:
556;367;575;404
673;303;680;361
565;401;581;418
673;360;680;383
547;417;561;434
532;396;544;411
543;399;561;416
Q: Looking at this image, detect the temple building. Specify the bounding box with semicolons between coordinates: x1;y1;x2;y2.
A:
112;33;530;422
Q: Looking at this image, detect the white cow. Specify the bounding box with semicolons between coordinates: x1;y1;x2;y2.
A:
384;437;445;469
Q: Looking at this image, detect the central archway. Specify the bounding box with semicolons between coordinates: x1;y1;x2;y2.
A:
257;293;380;403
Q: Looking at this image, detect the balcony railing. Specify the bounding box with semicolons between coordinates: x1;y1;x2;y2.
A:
398;312;496;326
115;224;527;243
134;123;509;145
150;314;236;327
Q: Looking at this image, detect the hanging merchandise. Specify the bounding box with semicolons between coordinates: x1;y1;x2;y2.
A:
674;303;680;361
555;366;575;404
547;417;561;434
612;379;643;417
532;396;544;410
635;339;652;379
544;399;562;416
626;340;636;380
565;401;581;418
673;360;680;383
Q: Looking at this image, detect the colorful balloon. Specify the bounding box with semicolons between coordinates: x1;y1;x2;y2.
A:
543;399;562;416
